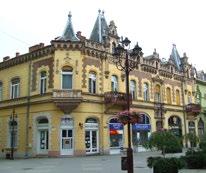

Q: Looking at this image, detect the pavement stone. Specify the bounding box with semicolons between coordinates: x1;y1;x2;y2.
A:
0;151;205;173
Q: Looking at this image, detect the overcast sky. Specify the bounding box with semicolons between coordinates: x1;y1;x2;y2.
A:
0;0;206;71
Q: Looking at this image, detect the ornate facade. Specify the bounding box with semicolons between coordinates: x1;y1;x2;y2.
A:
0;10;203;158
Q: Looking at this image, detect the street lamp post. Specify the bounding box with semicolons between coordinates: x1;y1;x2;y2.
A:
113;37;143;173
10;108;17;160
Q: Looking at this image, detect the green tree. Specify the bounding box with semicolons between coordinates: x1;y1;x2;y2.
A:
144;129;182;157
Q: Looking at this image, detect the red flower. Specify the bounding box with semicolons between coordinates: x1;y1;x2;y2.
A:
116;110;140;125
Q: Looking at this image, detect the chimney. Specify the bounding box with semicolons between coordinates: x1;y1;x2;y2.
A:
16;52;20;57
29;43;44;53
3;56;10;61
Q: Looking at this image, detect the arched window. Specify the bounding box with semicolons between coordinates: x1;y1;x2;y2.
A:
111;75;118;92
154;84;161;102
0;81;2;101
176;89;180;105
109;118;123;148
198;118;204;137
88;72;96;94
143;83;149;101
85;118;97;123
188;92;192;104
10;78;20;99
40;71;47;94
132;113;151;146
166;87;172;104
62;66;73;89
130;80;136;99
9;119;18;148
168;116;182;137
188;121;195;134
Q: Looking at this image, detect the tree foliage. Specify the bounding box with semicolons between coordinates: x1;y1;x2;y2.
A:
144;129;182;156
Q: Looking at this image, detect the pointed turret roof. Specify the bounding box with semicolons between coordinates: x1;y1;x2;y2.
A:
170;44;182;70
90;10;108;43
58;12;79;41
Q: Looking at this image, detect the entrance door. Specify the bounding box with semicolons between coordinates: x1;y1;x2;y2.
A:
85;130;98;154
38;130;48;154
61;129;73;155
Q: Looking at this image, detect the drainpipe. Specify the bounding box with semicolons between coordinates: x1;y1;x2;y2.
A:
181;79;188;148
25;61;31;158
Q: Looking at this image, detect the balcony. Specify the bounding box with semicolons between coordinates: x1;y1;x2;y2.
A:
52;89;82;113
185;103;201;117
104;91;132;107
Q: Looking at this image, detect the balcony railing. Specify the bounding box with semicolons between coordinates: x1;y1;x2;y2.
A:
185;103;201;116
52;89;82;113
104;91;132;105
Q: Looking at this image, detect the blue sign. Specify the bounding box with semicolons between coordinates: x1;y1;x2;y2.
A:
109;123;123;130
132;124;151;131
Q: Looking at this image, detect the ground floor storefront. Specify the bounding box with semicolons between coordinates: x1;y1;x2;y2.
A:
0;103;204;158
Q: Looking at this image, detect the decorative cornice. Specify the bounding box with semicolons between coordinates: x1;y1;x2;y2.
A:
0;46;54;71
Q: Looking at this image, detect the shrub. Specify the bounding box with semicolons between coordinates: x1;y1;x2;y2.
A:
183;150;206;169
147;157;185;173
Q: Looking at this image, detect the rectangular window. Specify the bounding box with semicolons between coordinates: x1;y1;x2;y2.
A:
11;82;19;99
62;74;72;89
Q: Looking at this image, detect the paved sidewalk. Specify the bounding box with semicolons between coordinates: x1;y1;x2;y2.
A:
0;151;205;173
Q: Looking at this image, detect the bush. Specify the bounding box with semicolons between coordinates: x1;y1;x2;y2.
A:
147;157;185;173
182;150;206;169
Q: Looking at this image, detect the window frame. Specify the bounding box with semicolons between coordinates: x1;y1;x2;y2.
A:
111;75;118;92
143;83;149;101
61;69;73;90
130;80;136;100
10;78;20;99
88;72;96;94
40;71;47;95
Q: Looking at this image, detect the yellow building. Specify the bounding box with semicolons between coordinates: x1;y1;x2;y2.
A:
0;11;201;158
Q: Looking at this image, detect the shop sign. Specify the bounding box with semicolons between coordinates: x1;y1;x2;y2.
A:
132;124;151;131
109;123;123;130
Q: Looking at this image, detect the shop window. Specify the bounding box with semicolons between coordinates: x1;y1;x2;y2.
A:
109;118;123;148
168;116;182;137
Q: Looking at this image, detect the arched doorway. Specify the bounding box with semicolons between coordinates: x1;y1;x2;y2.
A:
36;117;49;154
168;116;182;137
109;118;124;154
60;117;74;155
132;113;151;152
85;118;99;154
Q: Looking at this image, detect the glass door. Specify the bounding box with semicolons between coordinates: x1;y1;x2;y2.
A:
61;129;73;155
38;130;48;154
85;130;98;154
